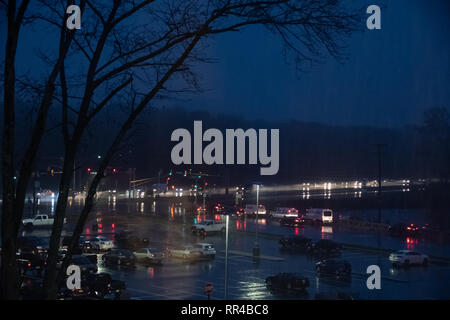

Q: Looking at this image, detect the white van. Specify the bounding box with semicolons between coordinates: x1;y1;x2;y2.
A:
304;208;333;224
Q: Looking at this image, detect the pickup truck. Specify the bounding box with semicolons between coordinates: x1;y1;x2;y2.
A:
22;214;66;228
191;220;226;235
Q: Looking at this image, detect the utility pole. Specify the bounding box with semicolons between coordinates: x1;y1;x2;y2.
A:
32;169;37;216
376;144;385;223
73;160;76;194
133;168;136;198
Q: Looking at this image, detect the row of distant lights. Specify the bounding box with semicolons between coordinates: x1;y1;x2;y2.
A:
402;179;410;192
301;181;364;190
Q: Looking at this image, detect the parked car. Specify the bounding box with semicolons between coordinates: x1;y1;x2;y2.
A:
279;236;312;253
77;236;94;252
70;254;98;274
265;273;309;292
389;250;429;267
85;236;114;252
17;236;48;254
133;248;165;265
316;259;352;277
83;273;126;298
191;243;216;258
58;273;127;300
308;239;342;255
169;245;203;260
280;216;304;227
191;220;226;235
60;236;88;254
102;249;137;266
17;251;46;275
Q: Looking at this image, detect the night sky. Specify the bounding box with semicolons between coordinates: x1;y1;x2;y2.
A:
186;0;450;127
2;0;450;128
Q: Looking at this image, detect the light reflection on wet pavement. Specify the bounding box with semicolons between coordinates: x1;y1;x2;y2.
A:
18;196;450;300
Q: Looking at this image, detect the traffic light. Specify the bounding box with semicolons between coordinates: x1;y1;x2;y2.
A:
51;169;54;176
184;170;187;177
198;176;201;179
87;168;91;172
113;168;117;173
169;171;172;176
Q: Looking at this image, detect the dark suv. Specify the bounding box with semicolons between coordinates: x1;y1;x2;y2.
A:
102;249;136;266
266;273;310;292
316;259;352;277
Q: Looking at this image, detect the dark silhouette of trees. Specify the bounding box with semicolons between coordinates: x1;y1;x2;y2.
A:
417;107;450;181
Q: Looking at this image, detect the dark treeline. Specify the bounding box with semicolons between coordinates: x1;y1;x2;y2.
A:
4;105;449;189
127;106;448;185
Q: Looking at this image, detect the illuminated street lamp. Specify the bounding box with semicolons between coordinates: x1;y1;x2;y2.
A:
224;214;229;299
253;183;262;258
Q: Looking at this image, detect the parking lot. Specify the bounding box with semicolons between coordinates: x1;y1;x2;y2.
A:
16;196;450;300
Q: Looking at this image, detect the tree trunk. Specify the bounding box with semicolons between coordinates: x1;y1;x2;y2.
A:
43;143;76;299
1;0;21;300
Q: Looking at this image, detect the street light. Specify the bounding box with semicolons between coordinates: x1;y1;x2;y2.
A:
253;183;261;258
224;214;229;299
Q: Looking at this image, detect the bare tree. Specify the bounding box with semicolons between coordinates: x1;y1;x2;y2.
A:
2;0;361;299
1;0;87;299
1;0;30;300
